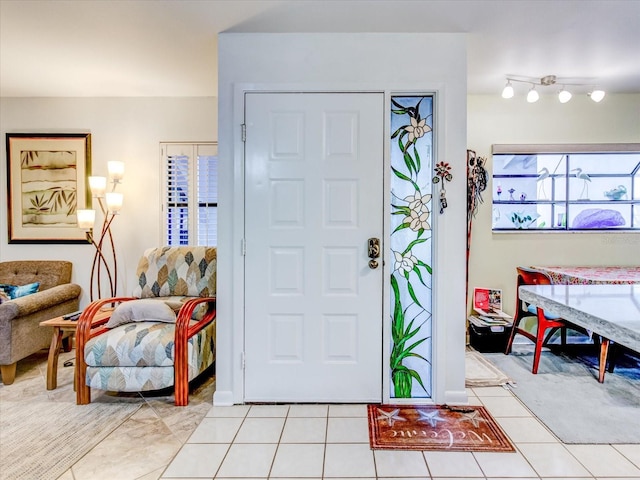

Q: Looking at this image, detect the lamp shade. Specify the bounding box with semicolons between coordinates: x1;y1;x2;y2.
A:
526;86;539;103
106;192;123;213
558;89;572;103
501;81;514;99
590;90;605;102
77;209;96;229
89;176;107;197
108;161;125;181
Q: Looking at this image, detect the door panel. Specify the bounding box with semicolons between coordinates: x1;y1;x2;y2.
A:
244;92;384;402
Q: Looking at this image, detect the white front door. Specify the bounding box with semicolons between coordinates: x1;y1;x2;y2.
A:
244;92;384;402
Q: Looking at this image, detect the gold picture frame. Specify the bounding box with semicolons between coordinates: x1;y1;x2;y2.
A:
6;133;92;243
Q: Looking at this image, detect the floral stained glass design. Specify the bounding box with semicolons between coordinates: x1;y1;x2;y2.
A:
390;96;434;398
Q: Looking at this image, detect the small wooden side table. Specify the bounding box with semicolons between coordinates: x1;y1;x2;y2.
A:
39;309;112;390
39;316;80;390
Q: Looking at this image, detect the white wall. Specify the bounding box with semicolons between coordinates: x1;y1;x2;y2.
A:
0;97;217;305
216;33;468;406
467;93;640;316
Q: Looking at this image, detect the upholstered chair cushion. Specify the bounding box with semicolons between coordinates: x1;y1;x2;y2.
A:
132;247;216;299
84;320;215;392
105;299;177;328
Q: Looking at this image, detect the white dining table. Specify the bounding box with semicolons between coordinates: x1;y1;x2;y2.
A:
518;283;640;382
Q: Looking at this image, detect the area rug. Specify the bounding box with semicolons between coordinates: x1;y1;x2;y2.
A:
484;347;640;444
367;404;515;452
0;400;141;480
465;348;511;387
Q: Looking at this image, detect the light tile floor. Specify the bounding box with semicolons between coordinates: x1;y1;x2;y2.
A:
159;387;640;480
3;350;640;480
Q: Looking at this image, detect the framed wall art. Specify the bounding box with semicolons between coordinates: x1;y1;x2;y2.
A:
6;133;92;243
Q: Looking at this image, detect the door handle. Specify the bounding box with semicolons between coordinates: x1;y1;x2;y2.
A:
368;237;380;269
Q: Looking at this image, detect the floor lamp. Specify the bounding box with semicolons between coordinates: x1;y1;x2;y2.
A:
77;161;124;301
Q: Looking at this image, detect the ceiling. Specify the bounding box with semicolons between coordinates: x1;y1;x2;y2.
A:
1;0;639;98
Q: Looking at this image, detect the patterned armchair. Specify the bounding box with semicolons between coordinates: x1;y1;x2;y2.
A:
75;246;216;406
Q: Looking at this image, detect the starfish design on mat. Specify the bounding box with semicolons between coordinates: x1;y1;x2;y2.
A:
459;410;487;428
416;408;446;427
376;408;406;427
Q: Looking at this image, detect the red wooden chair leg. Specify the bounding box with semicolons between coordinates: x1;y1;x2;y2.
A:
598;338;610;383
532;307;550;374
532;333;545;374
504;318;519;355
605;340;618;373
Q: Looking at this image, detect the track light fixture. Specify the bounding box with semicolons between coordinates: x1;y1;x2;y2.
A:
502;75;605;103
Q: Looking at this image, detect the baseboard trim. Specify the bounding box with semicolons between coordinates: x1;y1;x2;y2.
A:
444;389;469;405
213;390;235;406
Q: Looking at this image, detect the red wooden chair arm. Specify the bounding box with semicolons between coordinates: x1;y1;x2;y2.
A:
175;297;217;337
77;296;216;406
174;297;216;406
75;296;136;405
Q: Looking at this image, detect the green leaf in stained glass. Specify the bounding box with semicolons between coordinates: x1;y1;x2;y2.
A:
398;133;407;155
392;223;410;234
390;125;405;139
406;281;423;309
402;237;428;255
391;204;412;215
416;259;432;274
391;167;420;191
404;151;416;175
412;265;428;287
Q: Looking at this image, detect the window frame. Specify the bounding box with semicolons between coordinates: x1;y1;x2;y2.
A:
491;143;640;232
161;142;218;246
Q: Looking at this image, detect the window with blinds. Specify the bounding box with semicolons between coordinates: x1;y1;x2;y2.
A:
162;143;217;246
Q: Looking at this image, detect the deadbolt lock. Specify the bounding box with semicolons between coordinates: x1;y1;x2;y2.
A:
368;238;380;269
368;237;380;259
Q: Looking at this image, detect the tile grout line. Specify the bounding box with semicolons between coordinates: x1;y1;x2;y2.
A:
267;404;289;478
479;385;605;479
212;404;250;479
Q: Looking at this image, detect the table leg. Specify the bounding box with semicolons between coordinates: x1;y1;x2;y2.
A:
46;326;64;390
598;338;610;383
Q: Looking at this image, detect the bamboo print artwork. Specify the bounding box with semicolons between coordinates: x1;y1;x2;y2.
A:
20;149;78;226
390;96;434;398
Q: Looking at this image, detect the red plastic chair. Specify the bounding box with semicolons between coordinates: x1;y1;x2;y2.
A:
504;266;569;374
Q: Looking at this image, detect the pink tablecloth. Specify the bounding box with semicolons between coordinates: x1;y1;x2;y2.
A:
530;266;640;285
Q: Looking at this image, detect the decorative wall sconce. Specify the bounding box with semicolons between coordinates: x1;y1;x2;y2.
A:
502;75;605;104
77;161;125;300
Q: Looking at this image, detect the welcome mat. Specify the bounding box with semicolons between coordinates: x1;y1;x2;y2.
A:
367;404;515;452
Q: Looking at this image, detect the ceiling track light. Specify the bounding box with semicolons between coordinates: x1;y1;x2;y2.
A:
501;75;605;103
